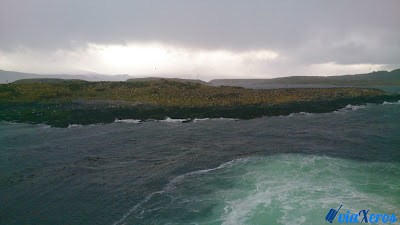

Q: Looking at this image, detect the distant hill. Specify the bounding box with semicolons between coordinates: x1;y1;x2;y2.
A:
126;77;208;84
3;68;400;86
210;69;400;86
0;69;207;84
0;69;132;83
12;78;86;84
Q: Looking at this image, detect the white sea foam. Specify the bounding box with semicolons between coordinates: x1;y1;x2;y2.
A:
160;117;187;123
67;124;83;128
112;190;165;225
286;112;314;117
39;124;52;129
383;100;400;105
114;119;141;124
113;117;239;125
114;154;400;225
345;104;366;110
159;117;230;123
166;158;249;191
218;155;399;225
193;118;210;122
297;112;313;116
335;104;367;113
210;117;239;121
194;117;239;121
112;157;248;225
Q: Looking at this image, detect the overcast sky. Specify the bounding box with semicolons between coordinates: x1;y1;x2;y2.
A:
0;0;399;80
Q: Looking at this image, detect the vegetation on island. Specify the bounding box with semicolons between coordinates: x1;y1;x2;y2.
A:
126;77;207;84
1;79;399;127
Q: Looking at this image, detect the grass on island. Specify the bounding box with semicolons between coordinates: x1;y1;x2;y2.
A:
0;79;399;127
0;79;392;106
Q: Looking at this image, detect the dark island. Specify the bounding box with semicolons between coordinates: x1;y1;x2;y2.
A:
1;79;399;127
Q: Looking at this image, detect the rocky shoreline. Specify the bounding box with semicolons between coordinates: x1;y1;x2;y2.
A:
1;94;399;127
2;80;400;127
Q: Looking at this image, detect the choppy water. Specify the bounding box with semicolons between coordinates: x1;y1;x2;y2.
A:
1;98;400;224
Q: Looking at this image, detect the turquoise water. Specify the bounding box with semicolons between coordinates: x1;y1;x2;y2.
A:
1;98;400;224
120;155;399;224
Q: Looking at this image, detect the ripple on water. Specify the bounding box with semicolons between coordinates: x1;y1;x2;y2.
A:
116;154;400;225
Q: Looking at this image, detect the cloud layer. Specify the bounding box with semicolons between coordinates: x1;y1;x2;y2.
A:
1;0;399;79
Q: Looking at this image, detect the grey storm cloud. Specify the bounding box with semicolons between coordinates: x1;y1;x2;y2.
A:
0;0;399;77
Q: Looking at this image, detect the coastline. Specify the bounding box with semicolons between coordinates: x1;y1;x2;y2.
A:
2;80;400;127
1;94;399;127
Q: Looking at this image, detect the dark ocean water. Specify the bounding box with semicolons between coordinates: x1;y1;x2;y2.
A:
1;88;400;225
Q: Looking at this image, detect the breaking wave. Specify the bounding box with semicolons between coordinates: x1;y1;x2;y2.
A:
114;119;142;124
383;100;400;105
67;124;83;128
